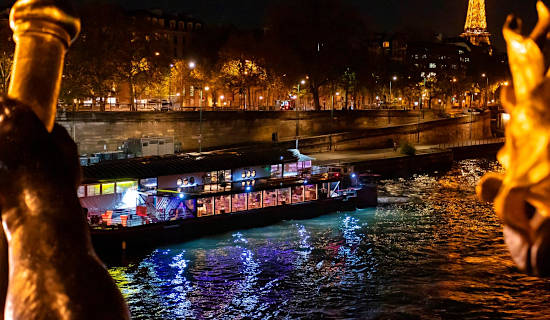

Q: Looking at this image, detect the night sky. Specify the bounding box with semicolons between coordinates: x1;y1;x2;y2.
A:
1;0;541;50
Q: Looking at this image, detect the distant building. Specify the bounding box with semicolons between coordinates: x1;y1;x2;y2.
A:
407;40;471;79
367;33;408;64
130;9;203;60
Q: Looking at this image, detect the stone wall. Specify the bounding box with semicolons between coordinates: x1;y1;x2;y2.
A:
56;110;487;154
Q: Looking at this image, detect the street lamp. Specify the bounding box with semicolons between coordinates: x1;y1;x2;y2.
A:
296;79;306;150
390;76;397;107
169;63;174;107
481;73;489;107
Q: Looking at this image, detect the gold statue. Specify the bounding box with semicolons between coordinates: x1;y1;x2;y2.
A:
478;1;550;276
0;0;129;318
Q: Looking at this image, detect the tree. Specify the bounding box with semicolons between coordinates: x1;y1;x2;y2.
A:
266;0;366;110
111;14;171;111
61;4;122;111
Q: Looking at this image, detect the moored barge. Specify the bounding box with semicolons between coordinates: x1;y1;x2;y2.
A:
79;149;366;251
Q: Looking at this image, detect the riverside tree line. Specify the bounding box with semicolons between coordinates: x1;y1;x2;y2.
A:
0;0;508;111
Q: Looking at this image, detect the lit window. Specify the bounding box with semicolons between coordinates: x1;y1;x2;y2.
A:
263;190;277;207
271;164;282;178
247;192;262;210
383;41;390;48
292;186;304;203
86;184;100;197
284;163;299;177
305;185;318;201
429;63;437;69
177;178;183;186
215;195;231;215
251;170;256;177
197;197;214;217
77;186;85;198
116;181;137;194
278;188;291;205
102;183;115;195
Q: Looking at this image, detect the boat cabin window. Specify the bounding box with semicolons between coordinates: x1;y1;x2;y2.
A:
263;190;277;207
271;164;282;178
215;195;231;215
232;193;247;212
248;191;262;210
197;197;214;217
102;183;115;195
291;186;304;203
139;178;158;191
284;163;299;177
87;184;101;197
299;161;312;175
116;181;138;194
305;185;318;201
77;186;85;198
278;188;291;205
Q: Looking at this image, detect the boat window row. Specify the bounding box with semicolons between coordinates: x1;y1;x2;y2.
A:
78;181;138;198
89;184;323;228
196;185;318;217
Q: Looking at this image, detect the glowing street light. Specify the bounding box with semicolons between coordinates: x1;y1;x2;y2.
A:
188;61;196;69
390;76;397;105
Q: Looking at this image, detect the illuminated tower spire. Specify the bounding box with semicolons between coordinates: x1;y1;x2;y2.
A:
461;0;491;47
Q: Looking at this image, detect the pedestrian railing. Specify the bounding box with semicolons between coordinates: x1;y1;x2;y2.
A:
438;138;505;149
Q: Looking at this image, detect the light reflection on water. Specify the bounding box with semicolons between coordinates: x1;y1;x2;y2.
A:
108;159;550;319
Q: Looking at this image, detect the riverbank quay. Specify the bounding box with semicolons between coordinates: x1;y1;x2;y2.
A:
307;138;504;178
57;109;489;155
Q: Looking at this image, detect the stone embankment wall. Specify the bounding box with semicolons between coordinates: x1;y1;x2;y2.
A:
56;110;490;154
291;113;492;153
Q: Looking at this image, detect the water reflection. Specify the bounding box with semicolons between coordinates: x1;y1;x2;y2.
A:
108;159;550;319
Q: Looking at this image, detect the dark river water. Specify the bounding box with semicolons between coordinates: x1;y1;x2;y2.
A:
107;160;550;319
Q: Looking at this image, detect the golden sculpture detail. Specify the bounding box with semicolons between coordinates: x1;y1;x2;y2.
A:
478;1;550;276
0;0;130;318
462;0;491;46
8;0;80;132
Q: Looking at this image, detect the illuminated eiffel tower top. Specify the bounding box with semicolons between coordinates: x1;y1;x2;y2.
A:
461;0;491;47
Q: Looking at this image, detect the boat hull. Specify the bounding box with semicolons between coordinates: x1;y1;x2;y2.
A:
91;197;355;253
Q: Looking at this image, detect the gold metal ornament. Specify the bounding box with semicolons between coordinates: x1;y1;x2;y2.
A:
8;0;80;132
478;1;550;275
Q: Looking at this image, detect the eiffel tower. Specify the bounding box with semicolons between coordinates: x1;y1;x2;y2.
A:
461;0;491;47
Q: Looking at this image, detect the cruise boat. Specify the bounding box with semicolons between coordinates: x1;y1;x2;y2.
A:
79;149;365;251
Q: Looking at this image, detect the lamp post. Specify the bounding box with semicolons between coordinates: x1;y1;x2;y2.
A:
296;79;306;150
169;63;174;107
482;73;489;108
198;85;209;154
186;61;196;108
389;76;397;107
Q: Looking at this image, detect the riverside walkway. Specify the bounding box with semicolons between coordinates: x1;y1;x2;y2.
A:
307;138;505;176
